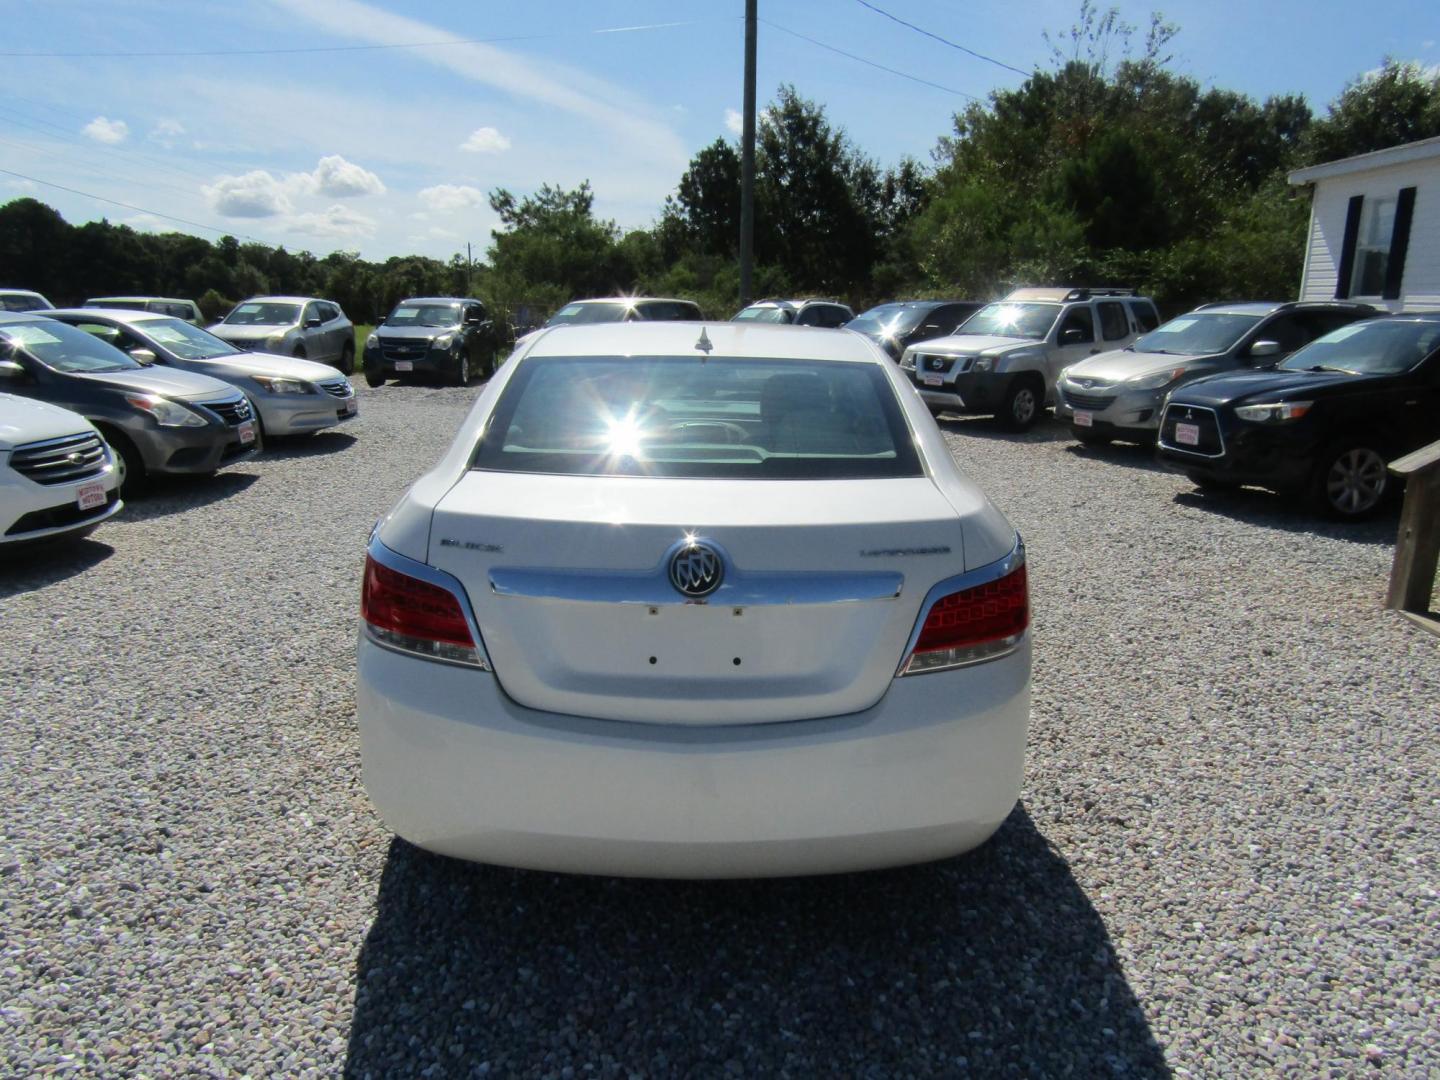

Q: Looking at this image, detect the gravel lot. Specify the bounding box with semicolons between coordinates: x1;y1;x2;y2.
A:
1;380;1435;1078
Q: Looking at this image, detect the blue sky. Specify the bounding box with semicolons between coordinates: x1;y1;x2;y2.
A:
1;0;1435;262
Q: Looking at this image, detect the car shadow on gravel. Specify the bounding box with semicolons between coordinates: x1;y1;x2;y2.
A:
0;538;113;598
260;431;359;460
935;414;1075;445
1062;440;1172;474
114;472;259;522
344;807;1169;1078
1171;487;1399;545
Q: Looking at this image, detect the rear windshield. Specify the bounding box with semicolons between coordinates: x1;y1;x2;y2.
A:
1135;313;1262;356
547;302;629;327
733;305;794;324
472;355;922;479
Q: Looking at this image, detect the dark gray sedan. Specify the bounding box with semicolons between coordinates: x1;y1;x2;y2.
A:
0;313;257;495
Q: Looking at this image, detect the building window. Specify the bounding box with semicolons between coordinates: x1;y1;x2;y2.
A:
1351;196;1397;297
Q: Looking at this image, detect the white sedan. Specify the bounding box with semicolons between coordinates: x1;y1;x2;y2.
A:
358;321;1030;878
0;393;121;545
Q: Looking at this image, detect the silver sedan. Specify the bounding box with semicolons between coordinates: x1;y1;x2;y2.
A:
47;309;358;437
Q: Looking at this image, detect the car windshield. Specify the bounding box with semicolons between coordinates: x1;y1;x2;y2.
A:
223;302;300;327
1134;313;1263;356
137;317;243;360
472;355;922;479
1279;320;1440;376
954;302;1058;340
546;302;630;326
847;304;927;337
733;305;794;324
0;320;142;373
1;294;49;312
384;303;461;328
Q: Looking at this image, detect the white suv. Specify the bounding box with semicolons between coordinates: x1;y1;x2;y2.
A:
900;288;1160;430
1;393;121;546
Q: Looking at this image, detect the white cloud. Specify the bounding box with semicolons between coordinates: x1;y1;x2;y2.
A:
83;116;129;144
288;203;376;239
306;154;386;197
203;170;293;217
418;184;487;212
461;126;511;154
724;108;743;135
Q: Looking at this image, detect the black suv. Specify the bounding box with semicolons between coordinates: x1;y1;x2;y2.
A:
1157;313;1440;518
847;300;984;360
364;297;498;387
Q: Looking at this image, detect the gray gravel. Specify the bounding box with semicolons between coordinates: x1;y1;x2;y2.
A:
1;384;1435;1078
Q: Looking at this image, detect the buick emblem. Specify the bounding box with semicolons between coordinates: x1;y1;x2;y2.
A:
66;451;85;464
668;541;724;598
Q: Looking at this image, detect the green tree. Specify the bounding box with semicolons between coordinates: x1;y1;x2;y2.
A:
486;181;625;302
1304;59;1440;163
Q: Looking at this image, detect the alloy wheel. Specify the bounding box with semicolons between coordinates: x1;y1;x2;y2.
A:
1012;387;1036;425
1325;447;1387;515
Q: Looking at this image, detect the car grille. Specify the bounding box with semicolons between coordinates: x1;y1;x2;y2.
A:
5;490;118;536
318;380;352;398
1062;390;1116;411
201;396;253;426
915;353;970;374
381;342;429;361
8;432;109;486
1159;404;1224;457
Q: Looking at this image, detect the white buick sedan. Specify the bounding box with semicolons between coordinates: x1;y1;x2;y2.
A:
358;321;1030;878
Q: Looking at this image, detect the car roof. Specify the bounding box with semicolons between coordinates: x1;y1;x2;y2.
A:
526;321;881;363
235;295;328;304
1193;300;1375;317
860;300;973;312
0;311;61;326
49;307;174;325
561;297;699;306
0;288;47;296
395;296;480;305
85;295;192;303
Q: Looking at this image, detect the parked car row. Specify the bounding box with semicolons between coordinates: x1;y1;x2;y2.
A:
0;307;360;546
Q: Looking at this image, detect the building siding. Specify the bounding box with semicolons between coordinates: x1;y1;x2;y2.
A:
1298;157;1440;312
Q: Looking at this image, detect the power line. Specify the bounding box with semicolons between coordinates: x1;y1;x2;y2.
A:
0;167;260;241
853;0;1031;78
0;19;723;59
0;133;203;201
0;103;217;184
760;19;977;99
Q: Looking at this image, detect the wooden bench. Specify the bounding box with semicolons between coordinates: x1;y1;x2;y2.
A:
1387;439;1440;636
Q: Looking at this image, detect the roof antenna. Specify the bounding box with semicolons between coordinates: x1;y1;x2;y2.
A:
694;326;714;359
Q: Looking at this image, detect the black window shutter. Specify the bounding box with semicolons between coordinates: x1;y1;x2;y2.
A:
1382;187;1417;301
1334;194;1364;300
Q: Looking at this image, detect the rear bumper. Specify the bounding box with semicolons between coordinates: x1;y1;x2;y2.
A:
357;634;1031;878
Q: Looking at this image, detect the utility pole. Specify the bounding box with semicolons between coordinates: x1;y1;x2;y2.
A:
466;242;473;294
739;0;757;304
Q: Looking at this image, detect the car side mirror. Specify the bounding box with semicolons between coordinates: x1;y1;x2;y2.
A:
1060;328;1085;346
1248;340;1281;360
305;316;323;328
129;348;158;365
0;359;27;381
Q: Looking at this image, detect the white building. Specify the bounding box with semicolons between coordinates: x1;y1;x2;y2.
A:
1289;135;1439;311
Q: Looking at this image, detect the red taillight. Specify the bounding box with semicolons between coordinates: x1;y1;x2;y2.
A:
900;563;1028;675
361;555;484;667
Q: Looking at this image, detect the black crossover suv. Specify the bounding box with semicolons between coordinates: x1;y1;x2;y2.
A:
1156;314;1440;518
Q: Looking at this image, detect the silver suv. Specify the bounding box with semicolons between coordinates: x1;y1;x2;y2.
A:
732;298;855;328
1055;300;1376;445
209;296;356;372
900;288;1159;430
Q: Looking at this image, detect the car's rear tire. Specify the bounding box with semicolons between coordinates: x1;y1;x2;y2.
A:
338;342;355;375
1073;427;1111;446
999;376;1043;431
1310;439;1391;519
364;368;386;388
98;426;146;498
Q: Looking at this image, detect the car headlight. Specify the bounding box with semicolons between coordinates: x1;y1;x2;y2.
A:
266;332;288;348
972;356;994;372
364;334;381;351
1234;400;1312;423
252;376;312;395
1129;367;1188;391
433;333;455;350
899;352;916;369
124;393;208;427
